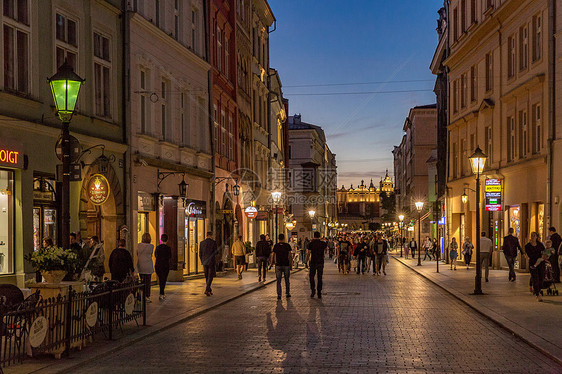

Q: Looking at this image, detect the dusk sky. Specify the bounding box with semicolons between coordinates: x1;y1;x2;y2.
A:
269;0;444;188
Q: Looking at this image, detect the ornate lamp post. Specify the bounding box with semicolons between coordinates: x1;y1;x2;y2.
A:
415;201;424;266
398;214;405;257
272;191;282;240
469;146;487;295
48;61;84;250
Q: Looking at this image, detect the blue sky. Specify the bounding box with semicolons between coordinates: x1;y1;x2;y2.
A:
269;0;444;187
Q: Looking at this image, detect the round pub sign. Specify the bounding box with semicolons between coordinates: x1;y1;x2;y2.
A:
87;174;110;205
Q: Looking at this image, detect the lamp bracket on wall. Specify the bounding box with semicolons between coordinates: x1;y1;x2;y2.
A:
157;170;186;189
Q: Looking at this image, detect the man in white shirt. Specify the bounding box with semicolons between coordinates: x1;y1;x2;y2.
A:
479;232;493;282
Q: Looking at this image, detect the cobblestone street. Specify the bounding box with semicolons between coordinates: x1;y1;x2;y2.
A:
66;260;561;374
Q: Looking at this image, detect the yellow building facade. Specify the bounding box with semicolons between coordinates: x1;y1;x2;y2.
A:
445;0;552;268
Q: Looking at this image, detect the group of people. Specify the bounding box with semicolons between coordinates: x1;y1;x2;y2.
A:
333;233;390;276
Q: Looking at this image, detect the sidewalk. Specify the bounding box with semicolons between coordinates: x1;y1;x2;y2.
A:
7;268;300;374
393;254;562;365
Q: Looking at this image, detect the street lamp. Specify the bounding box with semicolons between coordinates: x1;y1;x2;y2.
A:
398;214;405;257
469;146;487;295
271;191;282;241
461;192;468;204
178;175;188;197
48;61;84;250
415;201;424;266
308;209;316;236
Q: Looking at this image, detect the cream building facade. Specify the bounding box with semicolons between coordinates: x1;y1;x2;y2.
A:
445;0;555;269
126;0;211;279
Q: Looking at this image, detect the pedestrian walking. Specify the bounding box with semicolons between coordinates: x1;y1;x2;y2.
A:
354;237;368;274
328;238;335;259
409;238;417;259
199;232;218;296
137;233;154;302
307;231;326;298
155;234;172;300
404;237;410;259
256;234;272;282
338;236;352;274
502;228;522;281
525;232;546;302
547;227;561;282
232;235;246;279
480;232;493;282
462;237;473;270
109;239;134;283
423;237;433;261
372;234;388;275
271;234;292;300
302;236;310;267
449;241;458;270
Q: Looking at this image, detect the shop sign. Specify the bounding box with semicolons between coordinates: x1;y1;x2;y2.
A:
255;211;269;220
485;178;502;211
124;294;134;315
33;190;54;202
0;141;24;169
244;206;258;219
217;209;233;214
138;192;155;211
85;302;98;327
87;174;110;205
29;316;48;348
185;199;206;217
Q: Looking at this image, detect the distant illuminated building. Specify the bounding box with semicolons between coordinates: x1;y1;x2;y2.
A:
337;171;394;231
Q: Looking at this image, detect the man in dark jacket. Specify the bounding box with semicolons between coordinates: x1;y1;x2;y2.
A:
109;239;134;283
354;238;368;274
199;232;218;296
502;228;522;282
255;234;272;282
548;227;561;282
155;234;172;300
307;231;327;298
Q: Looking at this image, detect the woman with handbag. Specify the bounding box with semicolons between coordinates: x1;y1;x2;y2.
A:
137;233;155;302
449;237;459;270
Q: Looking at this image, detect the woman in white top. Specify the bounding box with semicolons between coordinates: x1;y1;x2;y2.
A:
137;233;155;302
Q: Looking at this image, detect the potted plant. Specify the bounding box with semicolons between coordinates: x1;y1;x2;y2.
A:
25;246;78;283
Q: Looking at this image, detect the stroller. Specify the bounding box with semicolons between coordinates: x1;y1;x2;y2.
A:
541;261;559;296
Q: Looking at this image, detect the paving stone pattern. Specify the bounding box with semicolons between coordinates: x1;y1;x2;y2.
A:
71;262;562;373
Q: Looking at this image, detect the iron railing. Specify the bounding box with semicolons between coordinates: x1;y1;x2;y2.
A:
0;281;146;370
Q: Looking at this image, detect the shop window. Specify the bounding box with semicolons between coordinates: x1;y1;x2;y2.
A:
0;170;14;274
33;176;58;252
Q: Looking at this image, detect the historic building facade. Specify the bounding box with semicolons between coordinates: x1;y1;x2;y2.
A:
0;0;126;285
445;0;551;269
126;0;211;279
337;175;394;231
287;115;337;239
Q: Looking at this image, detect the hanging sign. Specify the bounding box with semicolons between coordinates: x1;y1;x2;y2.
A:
85;302;98;327
124;294;135;315
485;178;502;211
244;206;258;219
29;316;48;348
87;174;110;205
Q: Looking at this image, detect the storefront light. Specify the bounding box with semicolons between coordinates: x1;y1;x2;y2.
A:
178;176;188;197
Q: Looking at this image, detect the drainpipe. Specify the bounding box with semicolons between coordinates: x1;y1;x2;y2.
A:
546;0;556;228
121;0;131;247
204;0;216;233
